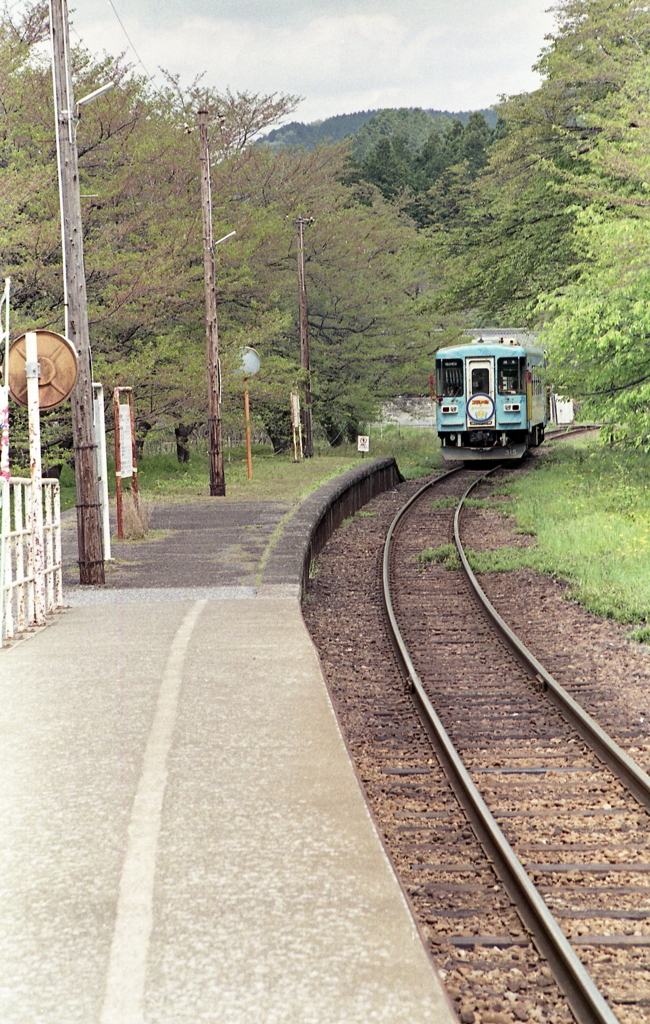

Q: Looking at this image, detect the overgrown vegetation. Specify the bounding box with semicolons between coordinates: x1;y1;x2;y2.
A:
418;440;650;637
418;543;460;570
2;2;463;466
482;442;650;635
54;427;441;512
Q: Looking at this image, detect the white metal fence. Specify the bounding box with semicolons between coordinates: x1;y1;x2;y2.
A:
1;477;63;642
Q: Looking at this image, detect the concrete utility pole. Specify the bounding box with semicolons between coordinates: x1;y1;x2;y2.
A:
198;109;226;496
49;0;105;584
296;215;313;458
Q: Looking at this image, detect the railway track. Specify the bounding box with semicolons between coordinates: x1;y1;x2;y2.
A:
304;461;650;1024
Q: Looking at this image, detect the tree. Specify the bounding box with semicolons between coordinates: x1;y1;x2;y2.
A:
531;0;650;442
208;143;451;444
0;2;301;455
540;211;650;444
350;113;496;227
351;108;441;161
0;2;455;459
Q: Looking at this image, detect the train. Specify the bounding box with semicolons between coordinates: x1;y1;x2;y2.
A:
434;329;547;462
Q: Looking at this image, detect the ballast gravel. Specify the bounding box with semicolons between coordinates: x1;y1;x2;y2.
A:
303;460;650;1024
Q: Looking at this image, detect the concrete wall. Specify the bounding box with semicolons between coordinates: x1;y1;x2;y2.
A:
377;397;437;429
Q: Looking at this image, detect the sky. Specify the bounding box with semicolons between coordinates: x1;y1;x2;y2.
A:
67;0;558;124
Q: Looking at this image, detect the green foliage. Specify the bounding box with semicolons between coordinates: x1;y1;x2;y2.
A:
421;84;585;323
352;108;444;161
526;1;650;441
501;442;650;627
260;107;498;152
0;3;452;455
540;211;650;444
261;111;386;150
629;625;650;645
415;0;650;385
415;439;650;635
364;425;442;479
116;448;362;504
208;143;447;440
465;546;547;573
350;112;496;228
418;543;460;569
463;497;495;509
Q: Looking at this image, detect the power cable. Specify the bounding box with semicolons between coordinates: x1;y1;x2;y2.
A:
105;0;157;87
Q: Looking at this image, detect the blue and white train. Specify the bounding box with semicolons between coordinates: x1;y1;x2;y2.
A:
435;330;546;462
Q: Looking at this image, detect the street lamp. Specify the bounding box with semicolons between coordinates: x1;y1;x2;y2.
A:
77;82;115;114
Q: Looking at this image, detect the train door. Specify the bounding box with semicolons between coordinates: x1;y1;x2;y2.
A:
465;356;495;428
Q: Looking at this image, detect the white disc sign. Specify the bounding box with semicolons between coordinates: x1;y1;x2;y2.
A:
238;347;261;376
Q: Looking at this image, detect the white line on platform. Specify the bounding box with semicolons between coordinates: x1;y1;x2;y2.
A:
100;599;207;1024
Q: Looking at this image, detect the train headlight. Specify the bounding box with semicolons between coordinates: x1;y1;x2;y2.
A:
449;434;456;441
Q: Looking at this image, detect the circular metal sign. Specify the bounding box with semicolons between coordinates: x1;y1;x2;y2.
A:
467;393;495;423
8;331;78;410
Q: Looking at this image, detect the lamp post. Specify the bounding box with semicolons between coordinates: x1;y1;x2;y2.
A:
237;347;261;480
49;0;110;584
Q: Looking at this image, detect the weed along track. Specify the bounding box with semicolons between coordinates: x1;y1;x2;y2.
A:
303;465;650;1024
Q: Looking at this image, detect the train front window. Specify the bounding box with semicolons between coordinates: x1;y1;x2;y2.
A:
439;358;463;397
498;356;524;395
471;367;489;394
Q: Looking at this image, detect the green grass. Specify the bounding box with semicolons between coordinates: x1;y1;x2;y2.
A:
135;449;365;504
50;427;441;513
57;464;77;512
482;440;650;634
363;425;442;479
463;496;497;510
418;439;650;639
418;543;461;570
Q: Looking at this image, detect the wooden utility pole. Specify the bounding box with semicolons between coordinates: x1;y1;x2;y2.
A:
49;0;105;584
296;216;313;458
198;109;226;496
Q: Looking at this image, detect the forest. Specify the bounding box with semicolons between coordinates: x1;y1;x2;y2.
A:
2;0;650;455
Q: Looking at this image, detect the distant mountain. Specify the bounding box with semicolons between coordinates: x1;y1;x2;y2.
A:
259;107;498;150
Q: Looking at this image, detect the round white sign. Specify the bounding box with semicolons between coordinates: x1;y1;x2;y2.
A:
239;346;261;376
467;393;495;423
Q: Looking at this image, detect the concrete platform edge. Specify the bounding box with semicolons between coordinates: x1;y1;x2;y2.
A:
266;456;458;1019
262;456;403;590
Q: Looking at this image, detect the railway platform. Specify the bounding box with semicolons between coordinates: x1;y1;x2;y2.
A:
0;464;456;1024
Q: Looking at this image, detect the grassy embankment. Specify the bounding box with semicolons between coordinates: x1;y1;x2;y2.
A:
464;438;650;640
56;425;442;511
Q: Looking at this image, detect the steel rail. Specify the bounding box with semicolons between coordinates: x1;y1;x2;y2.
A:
454;474;650;814
546;424;601;442
382;468;621;1024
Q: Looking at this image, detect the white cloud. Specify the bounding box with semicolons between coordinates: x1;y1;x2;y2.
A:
71;2;556;122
